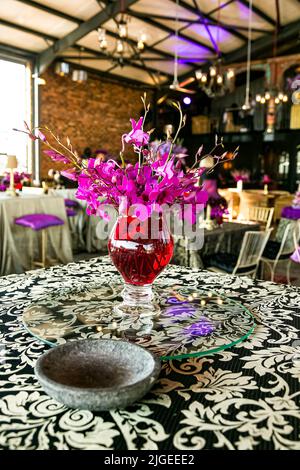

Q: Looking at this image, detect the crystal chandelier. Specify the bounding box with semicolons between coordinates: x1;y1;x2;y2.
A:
98;13;146;66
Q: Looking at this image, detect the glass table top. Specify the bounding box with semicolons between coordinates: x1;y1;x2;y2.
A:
22;283;255;360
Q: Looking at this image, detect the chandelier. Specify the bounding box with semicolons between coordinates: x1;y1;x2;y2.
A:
256;90;288;105
195;65;235;98
98;13;146;66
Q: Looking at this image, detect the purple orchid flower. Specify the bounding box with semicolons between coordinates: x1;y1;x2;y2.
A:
123;117;150;147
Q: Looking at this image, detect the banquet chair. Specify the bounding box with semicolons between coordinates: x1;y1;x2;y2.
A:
261;220;298;283
238;190;268;220
14;214;64;269
206;229;272;278
245;206;274;230
285;221;300;285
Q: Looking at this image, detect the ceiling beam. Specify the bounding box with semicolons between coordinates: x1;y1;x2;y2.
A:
37;0;139;73
0;42;37;59
16;0;81;24
223;18;300;63
0;14;172;82
169;0;248;42
128;8;216;55
238;0;276;27
167;18;300;85
16;0;177;70
129;11;270;34
62;60;155;89
64;44;169;83
0;18;55;42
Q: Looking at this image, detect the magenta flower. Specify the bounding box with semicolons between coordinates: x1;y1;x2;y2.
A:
123;117;150;147
44;150;70;164
37;130;47;142
61;168;78;181
263;174;271;184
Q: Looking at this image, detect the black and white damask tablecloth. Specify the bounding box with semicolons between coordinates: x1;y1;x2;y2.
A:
0;257;300;450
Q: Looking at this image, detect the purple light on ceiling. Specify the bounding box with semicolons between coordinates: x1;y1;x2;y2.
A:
186;24;232;46
236;1;259;21
165;35;213;59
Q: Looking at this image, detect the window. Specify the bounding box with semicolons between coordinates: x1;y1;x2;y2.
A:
0;58;31;174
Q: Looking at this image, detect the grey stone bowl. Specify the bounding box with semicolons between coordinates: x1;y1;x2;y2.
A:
35;339;161;411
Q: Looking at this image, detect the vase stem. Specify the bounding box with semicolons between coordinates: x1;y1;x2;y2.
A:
114;283;160;317
122;283;153;306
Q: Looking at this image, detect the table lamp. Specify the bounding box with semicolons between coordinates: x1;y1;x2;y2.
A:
6;155;18;196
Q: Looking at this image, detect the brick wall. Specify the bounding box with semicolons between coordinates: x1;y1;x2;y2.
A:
40;67;151;178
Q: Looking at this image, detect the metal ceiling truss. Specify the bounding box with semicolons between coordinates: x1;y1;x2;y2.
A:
16;0;213;73
10;0;299;88
170;0;248;43
15;0;181;80
172;16;300;86
2;17;163;83
128;11;270;35
36;0;139;73
238;0;276;27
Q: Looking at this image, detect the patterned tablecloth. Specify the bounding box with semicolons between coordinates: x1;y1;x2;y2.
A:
0;257;300;450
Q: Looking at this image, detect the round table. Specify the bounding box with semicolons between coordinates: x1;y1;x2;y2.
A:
1;257;300;450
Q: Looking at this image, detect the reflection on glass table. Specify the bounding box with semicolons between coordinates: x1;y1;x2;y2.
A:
23;283;255;360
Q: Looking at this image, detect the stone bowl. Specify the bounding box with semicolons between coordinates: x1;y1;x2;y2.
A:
35;339;161;411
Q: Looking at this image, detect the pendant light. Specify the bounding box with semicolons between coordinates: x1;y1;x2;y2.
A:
72;48;88;83
242;0;253;110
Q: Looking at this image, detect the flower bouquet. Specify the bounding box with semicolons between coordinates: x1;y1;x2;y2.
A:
1;171;31;191
16;96;236;316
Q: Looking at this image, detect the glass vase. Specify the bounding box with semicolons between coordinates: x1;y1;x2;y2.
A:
108;212;174;317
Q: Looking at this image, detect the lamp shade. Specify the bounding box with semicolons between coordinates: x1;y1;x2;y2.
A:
199;156;214;169
6;155;18;169
72;70;88;83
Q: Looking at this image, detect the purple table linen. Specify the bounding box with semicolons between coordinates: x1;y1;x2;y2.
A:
281;206;300;220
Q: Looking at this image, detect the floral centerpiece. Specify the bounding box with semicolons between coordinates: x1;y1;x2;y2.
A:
1;171;31;191
208;195;228;226
262;174;272;184
16;96;236;316
231;169;250;182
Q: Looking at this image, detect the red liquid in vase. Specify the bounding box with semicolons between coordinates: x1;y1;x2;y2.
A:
108;215;174;286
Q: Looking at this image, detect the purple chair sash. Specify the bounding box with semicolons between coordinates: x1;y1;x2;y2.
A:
64;198;79;208
15;214;64;231
66;208;77;217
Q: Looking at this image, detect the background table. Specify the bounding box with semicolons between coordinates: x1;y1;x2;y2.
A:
173;221;260;268
0;257;300;450
0;194;73;276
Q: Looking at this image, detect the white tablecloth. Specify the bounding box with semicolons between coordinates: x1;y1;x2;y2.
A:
49;189;116;254
0;194;73;275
